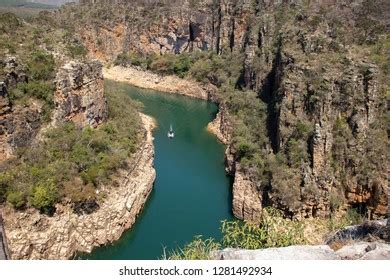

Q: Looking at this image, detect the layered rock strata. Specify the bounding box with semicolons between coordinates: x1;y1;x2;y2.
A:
53;60;108;128
74;0;251;60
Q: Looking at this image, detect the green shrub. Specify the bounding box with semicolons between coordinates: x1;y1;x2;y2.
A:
114;53;140;67
149;53;192;78
234;136;257;159
295;120;313;139
67;43;87;59
27;50;55;81
29;180;58;213
165;237;221;260
188;59;213;82
222;208;305;249
165;208;306;260
0;12;21;34
0;174;11;203
286;138;308;168
17;81;54;103
369;36;390;76
7;191;26;209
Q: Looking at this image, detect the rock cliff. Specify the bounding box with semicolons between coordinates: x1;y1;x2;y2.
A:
0;57;41;162
2;114;155;259
53;60;108;128
237;10;389;220
65;0;389;221
62;0;251;60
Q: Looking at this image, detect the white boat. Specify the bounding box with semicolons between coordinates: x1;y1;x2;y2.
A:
168;124;175;138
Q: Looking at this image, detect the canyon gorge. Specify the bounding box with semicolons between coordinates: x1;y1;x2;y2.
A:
0;0;389;259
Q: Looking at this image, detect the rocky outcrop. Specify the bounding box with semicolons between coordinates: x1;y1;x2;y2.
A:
53;60;108;128
0;57;41;161
1;59;107;162
261;49;389;220
1;113;156;259
208;102;264;223
103;66;217;101
232;165;262;222
64;0;251;60
207;103;232;144
327;219;390;245
211;242;390;260
0;82;12;161
0;215;10;260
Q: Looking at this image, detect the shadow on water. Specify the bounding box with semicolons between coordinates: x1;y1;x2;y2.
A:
79;81;234;260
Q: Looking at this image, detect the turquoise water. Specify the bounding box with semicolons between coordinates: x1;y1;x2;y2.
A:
83;81;234;260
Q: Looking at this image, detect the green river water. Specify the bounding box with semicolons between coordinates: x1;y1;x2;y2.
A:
83;81;234;260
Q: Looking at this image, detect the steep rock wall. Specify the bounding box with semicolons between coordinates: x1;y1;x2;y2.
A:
0;57;41;162
64;0;252;60
237;12;389;220
52;60;108;128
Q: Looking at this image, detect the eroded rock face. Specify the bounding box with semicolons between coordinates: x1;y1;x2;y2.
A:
6;102;42;152
53;60;108;128
207;103;233;145
269;54;388;219
1;57;28;88
2;114;156;259
232;165;262;222
326;219;390;245
218;4;388;221
0;58;41;162
66;0;252;60
0;83;12;161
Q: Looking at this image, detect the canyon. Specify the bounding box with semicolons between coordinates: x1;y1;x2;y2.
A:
0;0;388;260
65;0;389;221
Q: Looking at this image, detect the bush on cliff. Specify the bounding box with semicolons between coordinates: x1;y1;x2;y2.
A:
6;190;26;209
67;42;88;59
27;49;55;81
29;180;58;214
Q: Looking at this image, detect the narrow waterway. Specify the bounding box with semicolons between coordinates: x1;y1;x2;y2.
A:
83;81;234;260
